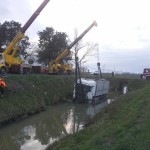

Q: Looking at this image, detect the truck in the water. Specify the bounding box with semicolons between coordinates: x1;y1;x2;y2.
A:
73;78;110;103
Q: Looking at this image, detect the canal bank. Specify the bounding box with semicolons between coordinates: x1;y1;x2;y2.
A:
0;74;145;126
1;74;149;150
47;78;150;150
0;75;74;126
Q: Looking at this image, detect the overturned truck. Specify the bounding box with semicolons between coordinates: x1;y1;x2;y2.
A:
73;78;110;103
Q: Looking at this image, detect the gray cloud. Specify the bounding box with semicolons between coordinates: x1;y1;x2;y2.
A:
0;0;32;24
98;46;150;73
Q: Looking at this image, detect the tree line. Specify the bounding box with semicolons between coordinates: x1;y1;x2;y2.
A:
0;20;69;65
0;20;97;71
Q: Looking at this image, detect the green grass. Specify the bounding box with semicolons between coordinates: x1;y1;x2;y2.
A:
47;79;150;150
0;75;74;124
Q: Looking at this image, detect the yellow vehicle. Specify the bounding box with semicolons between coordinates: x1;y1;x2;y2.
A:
48;48;72;74
0;0;50;74
48;21;98;75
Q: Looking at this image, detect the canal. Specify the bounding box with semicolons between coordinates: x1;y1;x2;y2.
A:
0;100;111;150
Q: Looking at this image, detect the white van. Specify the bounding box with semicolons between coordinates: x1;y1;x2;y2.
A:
73;78;110;103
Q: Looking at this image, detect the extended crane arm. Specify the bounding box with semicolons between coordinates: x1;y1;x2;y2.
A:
21;0;50;33
53;21;97;63
68;21;97;50
3;0;50;56
54;49;70;63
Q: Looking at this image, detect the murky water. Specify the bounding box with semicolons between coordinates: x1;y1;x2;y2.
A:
0;100;111;150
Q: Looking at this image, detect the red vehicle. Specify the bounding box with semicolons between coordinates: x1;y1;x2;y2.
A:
141;68;150;80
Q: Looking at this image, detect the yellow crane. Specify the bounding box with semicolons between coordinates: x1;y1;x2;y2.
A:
0;0;50;74
48;20;98;75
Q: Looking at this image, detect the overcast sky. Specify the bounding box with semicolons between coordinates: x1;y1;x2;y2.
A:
1;0;150;73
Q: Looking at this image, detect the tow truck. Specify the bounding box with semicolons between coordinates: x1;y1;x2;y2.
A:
0;0;50;74
48;21;97;74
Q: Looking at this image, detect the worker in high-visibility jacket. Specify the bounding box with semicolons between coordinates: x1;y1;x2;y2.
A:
0;77;6;97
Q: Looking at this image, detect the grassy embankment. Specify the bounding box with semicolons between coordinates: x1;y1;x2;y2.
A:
1;73;150;150
0;75;74;125
48;77;150;150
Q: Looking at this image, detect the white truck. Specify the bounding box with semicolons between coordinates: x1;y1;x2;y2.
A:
73;78;110;103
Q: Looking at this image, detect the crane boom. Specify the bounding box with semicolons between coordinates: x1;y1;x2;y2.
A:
21;0;50;33
49;21;97;74
54;21;97;63
68;21;97;50
4;0;50;55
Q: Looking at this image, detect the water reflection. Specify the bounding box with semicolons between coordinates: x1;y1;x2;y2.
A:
0;100;108;150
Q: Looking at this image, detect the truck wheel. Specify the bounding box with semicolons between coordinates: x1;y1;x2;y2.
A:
146;76;150;80
1;67;7;74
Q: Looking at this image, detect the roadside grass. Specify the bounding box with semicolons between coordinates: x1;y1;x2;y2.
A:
48;80;150;150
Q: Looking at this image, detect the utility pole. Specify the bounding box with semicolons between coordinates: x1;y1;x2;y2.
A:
74;56;84;102
97;62;102;78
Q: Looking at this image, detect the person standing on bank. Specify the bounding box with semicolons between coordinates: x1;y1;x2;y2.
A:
0;77;6;97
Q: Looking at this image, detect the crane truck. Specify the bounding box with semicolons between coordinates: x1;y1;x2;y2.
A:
0;0;50;74
48;21;97;75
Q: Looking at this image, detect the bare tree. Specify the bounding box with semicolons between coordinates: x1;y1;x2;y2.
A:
71;28;97;70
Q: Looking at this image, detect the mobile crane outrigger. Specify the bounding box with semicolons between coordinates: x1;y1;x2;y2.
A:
0;0;50;74
48;21;97;74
